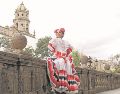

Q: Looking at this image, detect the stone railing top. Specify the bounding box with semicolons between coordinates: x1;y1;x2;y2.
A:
0;51;46;66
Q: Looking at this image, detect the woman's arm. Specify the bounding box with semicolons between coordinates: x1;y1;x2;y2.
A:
48;39;56;53
66;42;73;56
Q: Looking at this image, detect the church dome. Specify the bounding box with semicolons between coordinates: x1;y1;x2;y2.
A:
16;2;27;11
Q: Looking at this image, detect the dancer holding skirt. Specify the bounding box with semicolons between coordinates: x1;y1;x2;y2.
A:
47;28;80;94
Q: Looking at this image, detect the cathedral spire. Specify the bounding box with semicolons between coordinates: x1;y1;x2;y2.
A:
13;2;30;33
16;2;27;12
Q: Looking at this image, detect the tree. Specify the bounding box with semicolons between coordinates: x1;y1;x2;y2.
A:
0;36;10;48
35;36;52;59
114;54;120;61
23;46;35;57
0;36;52;59
72;50;80;67
109;54;120;73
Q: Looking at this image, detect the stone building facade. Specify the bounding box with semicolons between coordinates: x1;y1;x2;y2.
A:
0;2;35;38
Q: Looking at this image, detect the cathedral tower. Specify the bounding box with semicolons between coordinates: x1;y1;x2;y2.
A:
13;2;30;33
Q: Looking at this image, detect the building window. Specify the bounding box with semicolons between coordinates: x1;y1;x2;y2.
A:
22;14;24;16
21;24;23;26
18;14;19;16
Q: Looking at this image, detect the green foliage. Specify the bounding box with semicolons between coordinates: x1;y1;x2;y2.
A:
115;68;120;73
72;50;80;67
0;36;52;59
24;46;35;56
113;65;120;73
35;36;52;59
114;54;120;61
0;36;10;48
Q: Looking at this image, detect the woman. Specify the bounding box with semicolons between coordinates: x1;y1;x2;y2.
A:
47;28;80;94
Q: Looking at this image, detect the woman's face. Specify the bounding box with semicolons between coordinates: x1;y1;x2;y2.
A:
56;32;64;38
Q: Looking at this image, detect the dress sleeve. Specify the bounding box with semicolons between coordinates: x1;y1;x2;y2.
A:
48;39;56;53
66;42;73;56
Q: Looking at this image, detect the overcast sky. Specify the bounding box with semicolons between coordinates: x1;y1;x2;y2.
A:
0;0;120;59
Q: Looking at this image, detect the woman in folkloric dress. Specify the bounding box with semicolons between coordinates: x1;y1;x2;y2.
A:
47;28;80;94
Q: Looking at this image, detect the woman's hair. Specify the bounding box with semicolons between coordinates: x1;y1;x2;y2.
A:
54;28;65;34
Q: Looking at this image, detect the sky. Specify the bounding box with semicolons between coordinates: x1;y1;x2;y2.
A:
0;0;120;59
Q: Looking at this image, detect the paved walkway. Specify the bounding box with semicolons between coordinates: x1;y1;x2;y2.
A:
97;88;120;94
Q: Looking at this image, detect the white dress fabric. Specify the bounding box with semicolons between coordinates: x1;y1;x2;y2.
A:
47;38;80;94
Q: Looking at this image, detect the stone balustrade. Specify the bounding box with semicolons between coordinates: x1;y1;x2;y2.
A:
0;51;120;94
77;68;120;94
